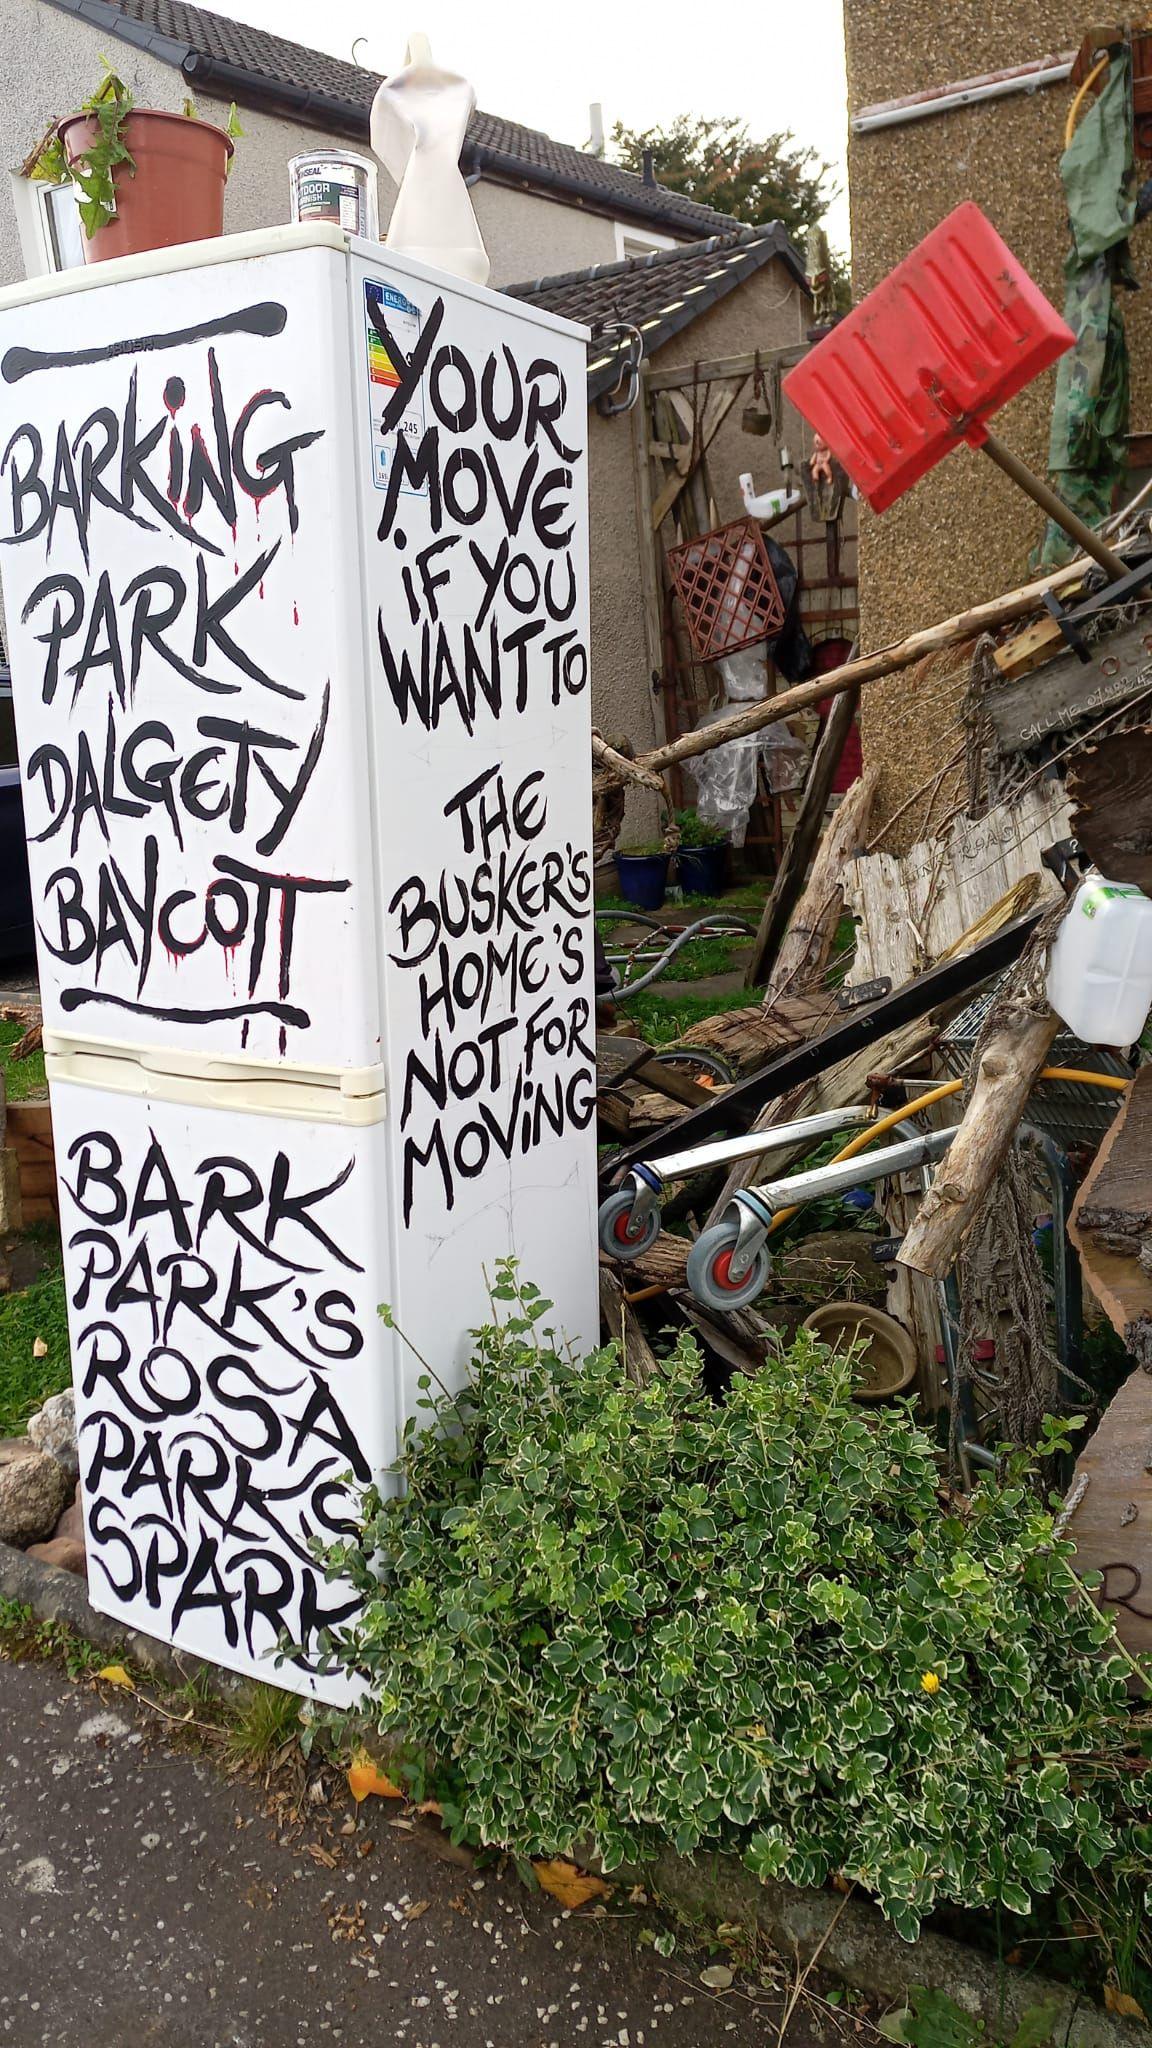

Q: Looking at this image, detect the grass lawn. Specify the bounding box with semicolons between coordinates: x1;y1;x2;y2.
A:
0;1018;46;1102
0;1231;69;1436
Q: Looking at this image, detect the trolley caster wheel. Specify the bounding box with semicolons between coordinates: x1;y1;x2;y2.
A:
686;1221;771;1311
598;1189;661;1262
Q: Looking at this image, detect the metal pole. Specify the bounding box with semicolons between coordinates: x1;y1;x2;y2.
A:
979;430;1128;581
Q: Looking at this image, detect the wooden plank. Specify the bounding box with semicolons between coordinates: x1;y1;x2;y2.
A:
1067;724;1152;893
630;375;665;697
645;343;807;393
598;1265;659;1385
843;786;1069;988
986;615;1152;755
7;1099;57;1225
1065;1369;1152;1659
744;688;862;989
1069;1070;1152;1368
649;381;743;534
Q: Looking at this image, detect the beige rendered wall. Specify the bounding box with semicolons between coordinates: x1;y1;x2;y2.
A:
843;2;1152;838
0;0;631;297
473;182;621;289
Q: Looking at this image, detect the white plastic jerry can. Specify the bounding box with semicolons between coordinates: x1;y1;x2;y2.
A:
1045;873;1152;1047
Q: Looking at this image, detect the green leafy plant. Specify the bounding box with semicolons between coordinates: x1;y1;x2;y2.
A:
879;1986;1057;2048
27;63;243;237
325;1266;1146;1942
28;62;137;238
674;808;729;849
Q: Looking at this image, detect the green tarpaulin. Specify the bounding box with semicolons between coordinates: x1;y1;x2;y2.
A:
1039;45;1135;566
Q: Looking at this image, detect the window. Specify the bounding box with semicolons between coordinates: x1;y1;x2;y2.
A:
614;222;677;263
10;171;85;278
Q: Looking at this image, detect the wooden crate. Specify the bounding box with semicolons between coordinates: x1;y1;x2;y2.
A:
7;1101;57;1226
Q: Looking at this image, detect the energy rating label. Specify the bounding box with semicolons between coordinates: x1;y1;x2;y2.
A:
364;278;427;493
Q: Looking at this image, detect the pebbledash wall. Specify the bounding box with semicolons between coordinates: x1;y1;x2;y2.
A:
844;1;1152;842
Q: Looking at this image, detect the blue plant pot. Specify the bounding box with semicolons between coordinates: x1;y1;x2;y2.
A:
677;844;730;896
614;852;670;911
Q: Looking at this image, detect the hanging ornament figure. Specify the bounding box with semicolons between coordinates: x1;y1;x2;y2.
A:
370;33;490;285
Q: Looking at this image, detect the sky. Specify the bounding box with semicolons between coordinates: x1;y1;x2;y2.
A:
209;0;852;250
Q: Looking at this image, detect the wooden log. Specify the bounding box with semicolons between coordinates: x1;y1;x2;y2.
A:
632;555;1094;779
744;686;862;989
896;921;1063;1281
591;731;668;798
1067;724;1152;894
1068;1070;1152;1368
675;990;838;1079
598;1265;659;1385
761;766;878;1008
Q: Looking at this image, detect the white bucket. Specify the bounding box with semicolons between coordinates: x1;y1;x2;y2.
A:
289;150;380;240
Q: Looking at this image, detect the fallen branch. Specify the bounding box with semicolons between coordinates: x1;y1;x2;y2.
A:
591;731;668;798
897;906;1065;1281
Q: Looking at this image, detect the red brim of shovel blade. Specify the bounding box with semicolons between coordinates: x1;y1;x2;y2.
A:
782;200;1075;513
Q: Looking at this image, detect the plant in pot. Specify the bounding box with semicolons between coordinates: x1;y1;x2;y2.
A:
27;65;241;265
674;808;730;896
613;840;670;911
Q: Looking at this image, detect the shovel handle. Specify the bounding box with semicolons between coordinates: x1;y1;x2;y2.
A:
979;431;1127;580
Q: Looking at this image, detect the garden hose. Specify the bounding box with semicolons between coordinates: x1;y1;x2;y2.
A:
621;1067;1129;1303
763;1067;1129;1239
1064;53;1109;150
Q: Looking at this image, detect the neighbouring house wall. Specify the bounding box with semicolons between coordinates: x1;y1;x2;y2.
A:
844;2;1152;842
473;182;622;288
0;0;639;299
0;0;394;282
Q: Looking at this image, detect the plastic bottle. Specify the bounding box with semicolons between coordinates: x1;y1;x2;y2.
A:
1044;872;1152;1046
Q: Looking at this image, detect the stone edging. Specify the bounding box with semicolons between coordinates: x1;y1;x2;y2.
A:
1;1541;1146;2044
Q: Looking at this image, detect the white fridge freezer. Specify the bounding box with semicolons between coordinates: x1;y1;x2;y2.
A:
0;223;599;1694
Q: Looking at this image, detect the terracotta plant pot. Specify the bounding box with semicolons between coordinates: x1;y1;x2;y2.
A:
58;106;233;264
802;1301;918;1403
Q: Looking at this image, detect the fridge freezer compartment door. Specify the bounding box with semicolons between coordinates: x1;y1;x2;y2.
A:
43;1030;387;1125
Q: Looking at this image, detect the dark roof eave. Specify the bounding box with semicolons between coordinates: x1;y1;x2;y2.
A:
36;0;742;234
462;141;729;239
572;235;805;403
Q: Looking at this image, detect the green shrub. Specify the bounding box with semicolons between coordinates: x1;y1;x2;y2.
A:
326;1268;1141;1941
674;808;729;849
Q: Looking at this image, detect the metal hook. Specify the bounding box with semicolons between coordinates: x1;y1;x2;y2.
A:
593;320;644;417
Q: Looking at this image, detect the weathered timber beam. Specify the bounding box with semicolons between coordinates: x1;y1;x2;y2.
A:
897;918;1064;1280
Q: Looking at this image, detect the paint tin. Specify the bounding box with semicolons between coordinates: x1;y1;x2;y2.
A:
289;151;380;240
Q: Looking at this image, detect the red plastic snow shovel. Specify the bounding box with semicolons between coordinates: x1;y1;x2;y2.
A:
783;201;1126;578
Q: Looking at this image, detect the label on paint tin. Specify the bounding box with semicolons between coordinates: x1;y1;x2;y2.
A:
363;279;427;495
298;174;363;233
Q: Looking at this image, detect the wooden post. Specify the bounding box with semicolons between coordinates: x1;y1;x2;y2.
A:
897;916;1065;1281
744;687;861;989
598;1265;658;1386
761;765;878;1007
629;369;665;728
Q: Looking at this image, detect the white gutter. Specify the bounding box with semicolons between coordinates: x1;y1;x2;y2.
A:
853;53;1075;134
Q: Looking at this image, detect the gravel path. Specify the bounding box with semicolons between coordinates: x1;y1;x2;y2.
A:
0;1653;830;2048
